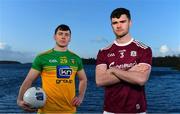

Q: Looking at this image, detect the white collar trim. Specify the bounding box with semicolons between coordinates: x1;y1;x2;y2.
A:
114;38;134;46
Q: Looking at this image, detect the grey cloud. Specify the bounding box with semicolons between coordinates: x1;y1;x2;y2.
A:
0;43;34;63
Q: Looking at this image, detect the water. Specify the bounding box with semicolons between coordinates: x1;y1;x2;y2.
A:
0;64;180;113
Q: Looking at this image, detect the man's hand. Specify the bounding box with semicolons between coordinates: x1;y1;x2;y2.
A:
108;63;151;86
71;96;83;107
17;100;37;112
107;68;122;81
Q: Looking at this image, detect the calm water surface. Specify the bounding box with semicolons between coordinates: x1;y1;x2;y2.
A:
0;64;180;113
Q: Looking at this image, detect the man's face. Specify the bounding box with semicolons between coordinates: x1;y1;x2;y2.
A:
54;29;71;48
111;14;131;38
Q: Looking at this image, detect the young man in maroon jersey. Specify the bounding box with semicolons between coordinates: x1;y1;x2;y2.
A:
96;8;152;113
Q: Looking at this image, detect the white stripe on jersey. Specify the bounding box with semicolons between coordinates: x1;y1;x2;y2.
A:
133;40;148;49
103;111;147;114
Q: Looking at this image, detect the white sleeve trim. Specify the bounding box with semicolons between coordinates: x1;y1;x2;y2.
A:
96;64;107;67
139;63;152;67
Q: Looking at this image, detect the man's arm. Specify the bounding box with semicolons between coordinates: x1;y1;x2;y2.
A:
110;63;151;86
17;68;40;112
71;69;87;106
95;64;121;87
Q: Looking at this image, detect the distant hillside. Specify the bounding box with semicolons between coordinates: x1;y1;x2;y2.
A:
82;58;96;65
0;56;179;70
0;61;21;64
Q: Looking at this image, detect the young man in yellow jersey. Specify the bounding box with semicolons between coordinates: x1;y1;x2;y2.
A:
17;24;87;113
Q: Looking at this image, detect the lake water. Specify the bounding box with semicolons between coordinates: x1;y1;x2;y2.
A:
0;64;180;113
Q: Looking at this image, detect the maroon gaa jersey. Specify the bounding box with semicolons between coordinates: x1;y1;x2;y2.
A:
96;39;152;113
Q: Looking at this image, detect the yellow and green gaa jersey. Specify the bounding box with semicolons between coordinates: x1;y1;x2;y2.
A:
32;49;83;113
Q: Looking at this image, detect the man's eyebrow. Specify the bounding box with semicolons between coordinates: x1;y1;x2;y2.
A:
112;21;118;24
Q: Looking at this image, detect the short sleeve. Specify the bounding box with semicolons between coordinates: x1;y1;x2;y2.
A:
139;47;152;65
96;50;107;65
77;57;83;71
31;55;43;71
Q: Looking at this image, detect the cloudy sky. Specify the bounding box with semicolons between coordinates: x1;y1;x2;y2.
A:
0;0;180;63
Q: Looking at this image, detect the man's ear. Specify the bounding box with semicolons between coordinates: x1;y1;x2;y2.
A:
129;20;132;27
69;37;71;42
53;35;56;40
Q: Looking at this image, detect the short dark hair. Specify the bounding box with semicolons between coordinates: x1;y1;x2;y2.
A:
110;8;131;20
54;24;71;35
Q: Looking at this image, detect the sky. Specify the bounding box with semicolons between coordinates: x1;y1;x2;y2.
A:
0;0;180;63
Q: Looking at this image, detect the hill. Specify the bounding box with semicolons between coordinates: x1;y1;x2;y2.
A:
0;60;21;64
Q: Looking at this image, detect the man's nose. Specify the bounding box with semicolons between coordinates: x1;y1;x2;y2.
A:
117;23;122;28
61;34;66;38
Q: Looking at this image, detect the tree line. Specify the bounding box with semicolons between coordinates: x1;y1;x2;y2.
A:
1;56;179;69
82;56;180;68
152;56;180;69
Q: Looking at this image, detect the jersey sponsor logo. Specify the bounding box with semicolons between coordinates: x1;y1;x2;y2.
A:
130;51;137;57
56;79;73;84
119;49;126;58
109;61;137;70
109;62;115;68
49;59;58;63
57;65;72;78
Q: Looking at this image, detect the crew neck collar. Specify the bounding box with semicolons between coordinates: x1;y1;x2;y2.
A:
114;38;134;46
52;48;68;53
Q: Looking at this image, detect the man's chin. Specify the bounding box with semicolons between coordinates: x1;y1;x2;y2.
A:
116;33;128;38
56;43;68;48
58;45;67;48
60;45;67;48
